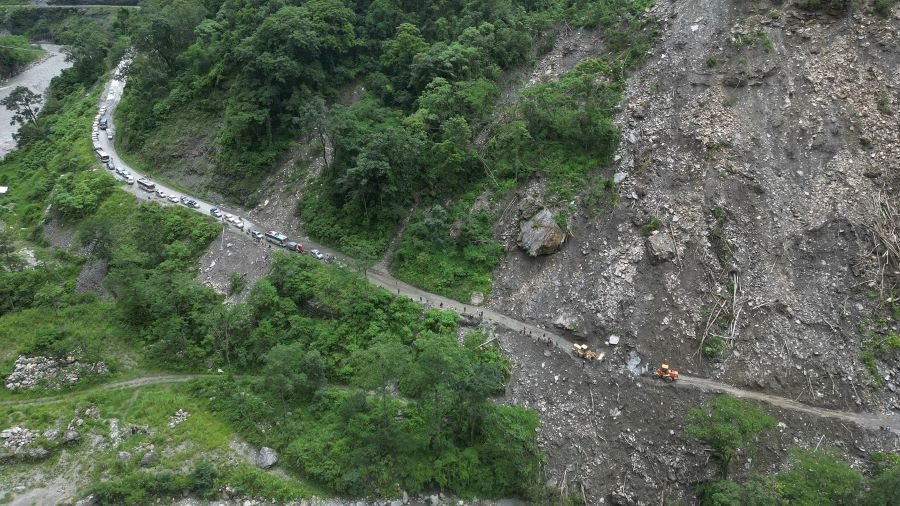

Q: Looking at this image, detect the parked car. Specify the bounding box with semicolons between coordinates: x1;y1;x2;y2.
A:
188;200;200;209
209;207;222;218
106;161;115;170
115;167;125;176
168;195;180;203
156;190;167;198
106;130;114;141
310;249;325;260
251;230;264;240
126;177;135;185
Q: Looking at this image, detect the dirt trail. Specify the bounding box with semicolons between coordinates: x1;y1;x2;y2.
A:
97;68;899;435
0;375;203;407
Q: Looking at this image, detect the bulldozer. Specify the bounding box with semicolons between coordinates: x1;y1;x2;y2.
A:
572;344;604;362
655;363;679;382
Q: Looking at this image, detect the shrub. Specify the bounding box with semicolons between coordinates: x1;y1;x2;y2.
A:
687;396;776;478
703;334;727;358
641;216;661;235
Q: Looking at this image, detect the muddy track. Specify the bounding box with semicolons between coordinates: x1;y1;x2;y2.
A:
0;375;203;407
97;70;899;434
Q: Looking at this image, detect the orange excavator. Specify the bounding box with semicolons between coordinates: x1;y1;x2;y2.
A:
655;363;679;382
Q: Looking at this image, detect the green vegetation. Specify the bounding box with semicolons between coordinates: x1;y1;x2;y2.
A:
706;55;718;68
876;91;893;115
860;330;900;386
874;0;898;15
731;30;772;53
1;45;543;500
641;215;662;235
113;0;657;301
687;397;900;504
698;448;900;506
227;272;245;296
686;396;776;478
0;35;42;79
702;334;726;358
390;197;504;301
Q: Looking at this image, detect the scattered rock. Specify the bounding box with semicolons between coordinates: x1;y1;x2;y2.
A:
4;355;108;391
518;208;566;256
64;430;81;443
646;231;676;264
608;335;620;345
167;409;189;428
469;291;484;306
554;313;580;331
1;426;37;448
256;446;278;468
117;451;131;461
139;452;158;467
75;495;97;506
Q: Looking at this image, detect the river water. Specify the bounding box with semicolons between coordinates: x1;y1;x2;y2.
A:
0;43;71;157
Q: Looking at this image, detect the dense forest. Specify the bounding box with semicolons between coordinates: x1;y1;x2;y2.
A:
114;0;655;299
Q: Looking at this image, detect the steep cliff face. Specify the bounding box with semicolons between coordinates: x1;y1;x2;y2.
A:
489;0;899;448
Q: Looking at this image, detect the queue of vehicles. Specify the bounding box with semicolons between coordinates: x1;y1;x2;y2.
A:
92;103;334;264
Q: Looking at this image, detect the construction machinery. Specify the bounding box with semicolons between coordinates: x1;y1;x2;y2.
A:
572;344;604;362
655;363;679;382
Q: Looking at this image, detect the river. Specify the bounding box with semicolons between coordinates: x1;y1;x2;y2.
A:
0;43;71;157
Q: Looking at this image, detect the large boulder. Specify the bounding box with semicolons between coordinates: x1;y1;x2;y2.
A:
646;231;676;264
518;209;566;256
256;446;278;469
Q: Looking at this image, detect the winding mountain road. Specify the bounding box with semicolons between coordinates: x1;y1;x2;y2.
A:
89;65;900;434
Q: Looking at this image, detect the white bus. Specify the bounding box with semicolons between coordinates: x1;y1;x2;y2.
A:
137;179;156;192
94;149;110;163
264;231;287;247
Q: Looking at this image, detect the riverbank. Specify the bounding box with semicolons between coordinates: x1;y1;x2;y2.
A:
0;35;44;80
0;42;69;157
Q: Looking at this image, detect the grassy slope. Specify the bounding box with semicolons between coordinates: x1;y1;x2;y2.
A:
0;381;321;504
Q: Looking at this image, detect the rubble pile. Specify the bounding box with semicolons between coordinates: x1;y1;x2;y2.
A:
1;427;37;449
168;409;189;428
5;356;109;391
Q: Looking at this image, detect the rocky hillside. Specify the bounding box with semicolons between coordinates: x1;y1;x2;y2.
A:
491;0;899;407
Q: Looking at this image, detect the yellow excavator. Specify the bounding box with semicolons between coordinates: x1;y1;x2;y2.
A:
572;344;604;362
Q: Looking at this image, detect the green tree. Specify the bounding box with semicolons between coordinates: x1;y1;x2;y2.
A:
350;339;409;428
863;462;900;506
203;303;252;365
0;227;20;271
687;396;776;478
775;448;862;506
261;342;326;414
697;477;783;506
1;86;41;127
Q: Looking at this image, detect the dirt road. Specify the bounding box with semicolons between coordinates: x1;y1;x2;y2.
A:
95;67;900;435
0;375;202;407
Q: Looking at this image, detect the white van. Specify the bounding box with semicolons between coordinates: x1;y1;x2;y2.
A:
94;148;110;163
